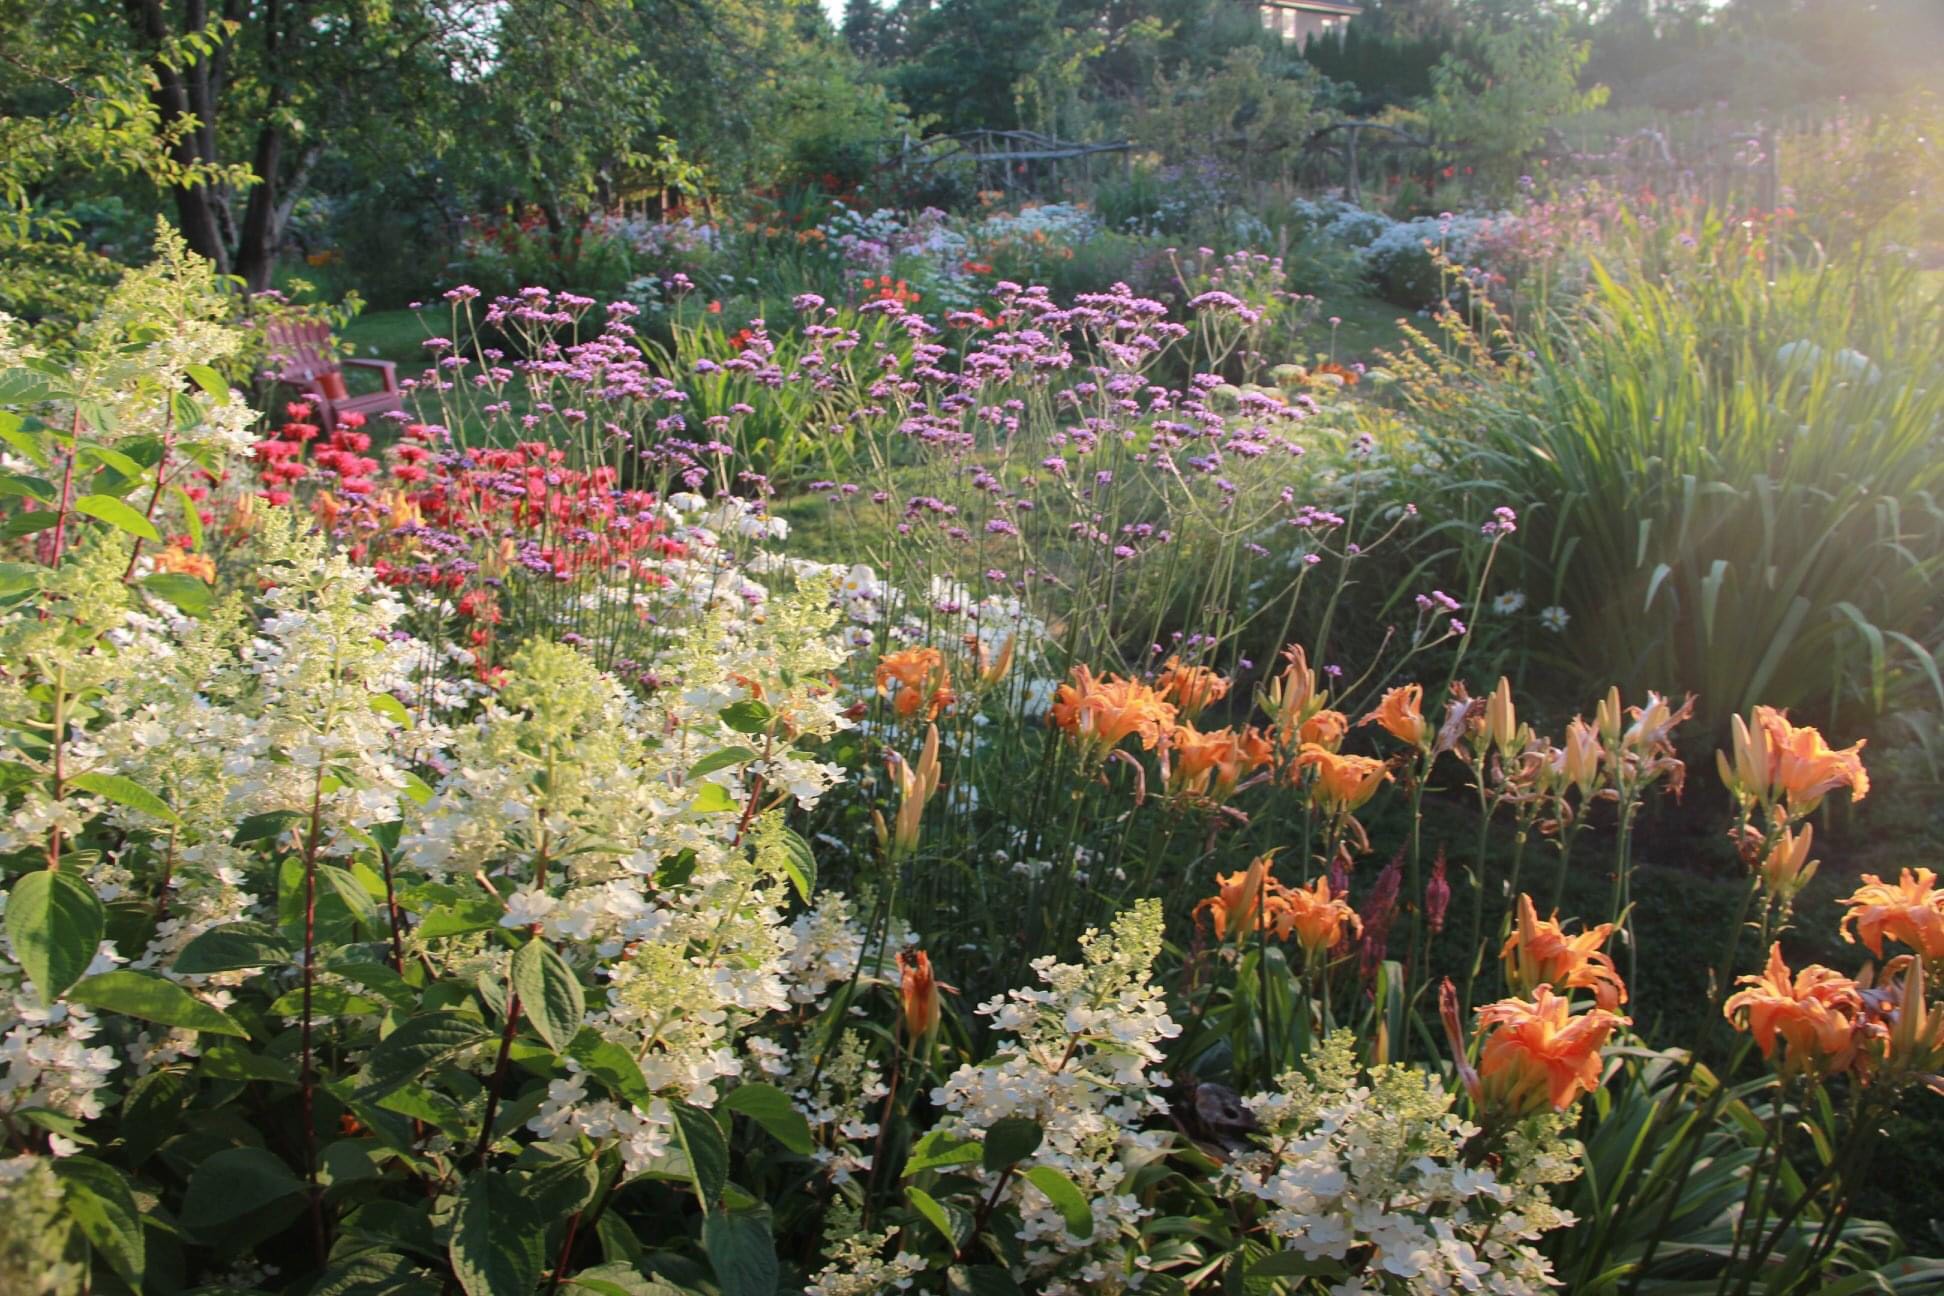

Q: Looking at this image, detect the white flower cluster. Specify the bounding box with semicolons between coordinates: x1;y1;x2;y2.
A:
1230;1033;1580;1295
930;900;1180;1293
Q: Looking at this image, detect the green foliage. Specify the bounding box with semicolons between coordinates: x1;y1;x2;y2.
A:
1395;213;1944;733
1136;45;1329;183
1426;14;1609;197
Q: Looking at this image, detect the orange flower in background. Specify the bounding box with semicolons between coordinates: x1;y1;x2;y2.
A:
1196;854;1275;942
875;647;954;720
1500;894;1628;1012
153;544;216;583
1724;944;1861;1079
1049;665;1177;757
1838;868;1944;960
1298;708;1350;751
1156;656;1230;721
1468;984;1628;1119
1279;875;1361;962
1756;706;1868;813
1165;724;1272;801
1296;744;1390;812
1360;684;1428;747
1267;643;1319;742
897;949;943;1037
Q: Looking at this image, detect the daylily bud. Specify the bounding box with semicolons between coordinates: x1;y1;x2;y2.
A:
1486;677;1518;752
885;725;942;859
1563;717;1601;796
1595;686;1623;745
1759;822;1819;902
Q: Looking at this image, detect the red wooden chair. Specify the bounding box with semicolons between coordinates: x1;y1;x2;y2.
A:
261;317;404;431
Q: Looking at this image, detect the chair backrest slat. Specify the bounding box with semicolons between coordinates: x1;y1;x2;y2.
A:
263;317;339;380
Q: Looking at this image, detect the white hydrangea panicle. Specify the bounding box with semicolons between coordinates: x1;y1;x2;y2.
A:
1228;1032;1579;1295
929;900;1179;1291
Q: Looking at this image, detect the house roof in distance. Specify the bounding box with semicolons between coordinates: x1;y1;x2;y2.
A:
1257;0;1364;14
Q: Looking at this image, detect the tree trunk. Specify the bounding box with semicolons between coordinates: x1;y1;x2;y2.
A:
128;0;233;274
235;122;285;293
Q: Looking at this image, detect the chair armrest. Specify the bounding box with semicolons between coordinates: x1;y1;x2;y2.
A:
343;357;400;391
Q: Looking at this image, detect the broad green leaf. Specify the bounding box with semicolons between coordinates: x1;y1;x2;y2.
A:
232;809;307;847
981;1117;1044;1171
777;827;816;903
906;1185;960;1249
0;472;54;502
309;1251;439;1296
73;493;160;542
6;869;105;999
510;937;584;1053
369;692;413;728
450;1171;545;1296
355;1011;493;1099
172;921;294;974
170;390;205;431
180;1147;306;1231
904;1128;983;1176
721;1081;814;1155
415;898;506;939
0;369;54;403
68;970;247;1037
718;699;773;734
1248;1252;1336;1279
691;782;738;814
199;1044;298;1084
1;511;61;538
1022;1165;1093;1239
945;1265;1025;1296
671;1099;729;1210
81;444;145;480
184;364;230;402
141;571;213;615
566;1262;684;1295
172;483;204;550
700;1208;779;1296
53;1156;144;1289
566;1029;654;1109
0;560;44;595
688;746;758;778
68;771;179;823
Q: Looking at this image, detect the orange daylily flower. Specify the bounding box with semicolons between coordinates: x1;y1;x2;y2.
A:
1464;983;1628;1119
1838;868;1944;960
896;949;944;1037
1297;708;1350;751
1296;744;1390;812
1755;706;1868;813
875;647;955;720
1049;665;1177;757
1279;875;1361;963
1360;684;1428;747
1165;724;1272;802
1724;943;1861;1079
153;544;217;583
1500;894;1629;1013
1156;657;1229;721
1196;854;1275;942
